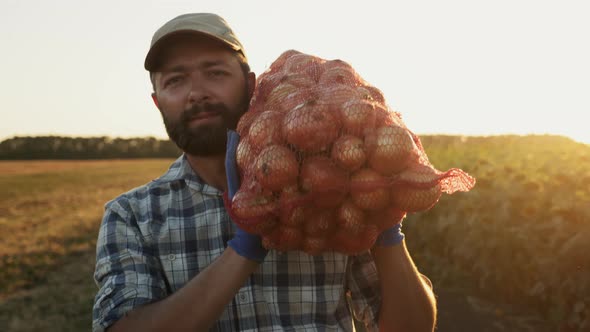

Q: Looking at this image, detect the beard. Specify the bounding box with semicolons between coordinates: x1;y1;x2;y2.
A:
162;95;249;156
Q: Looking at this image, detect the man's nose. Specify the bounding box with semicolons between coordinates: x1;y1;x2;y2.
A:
187;74;210;105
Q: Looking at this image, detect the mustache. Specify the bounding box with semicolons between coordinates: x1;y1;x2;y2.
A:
181;103;229;122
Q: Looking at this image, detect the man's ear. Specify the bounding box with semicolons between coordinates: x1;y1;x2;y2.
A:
151;93;160;109
247;72;256;99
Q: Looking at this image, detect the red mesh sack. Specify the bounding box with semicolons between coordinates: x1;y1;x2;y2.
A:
225;49;476;255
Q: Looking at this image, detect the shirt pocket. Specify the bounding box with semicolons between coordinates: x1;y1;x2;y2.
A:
157;215;227;292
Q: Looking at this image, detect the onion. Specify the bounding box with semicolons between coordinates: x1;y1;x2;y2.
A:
340;99;376;136
391;183;442;212
279;186;307;227
321;59;355;74
248;111;284;149
331;135;366;171
254;145;299;191
330;223;379;255
303;236;327;256
356;85;385;104
304;208;336;236
236;138;256;174
317;85;360;111
284;53;325;80
319;66;358;86
281;72;315;88
284;53;317;72
374;104;404;127
236;111;259;137
337;199;367;235
394;164;441;188
265;83;299;111
350;168;390;211
231;189;279;221
271;49;303;71
263;226;303;251
330;230;362;254
282;102;341;153
277;88;315;114
367;206;406;230
255;71;283;103
365;125;415;175
300;156;348;207
360;224;380;248
239;218;278;236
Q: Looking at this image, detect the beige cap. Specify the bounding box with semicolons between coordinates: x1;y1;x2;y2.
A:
144;13;247;71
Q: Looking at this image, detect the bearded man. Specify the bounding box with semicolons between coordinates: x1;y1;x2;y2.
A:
92;13;436;332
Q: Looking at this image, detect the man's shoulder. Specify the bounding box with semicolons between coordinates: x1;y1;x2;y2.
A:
104;156;187;210
106;179;173;206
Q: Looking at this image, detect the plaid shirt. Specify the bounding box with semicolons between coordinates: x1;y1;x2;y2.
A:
93;155;381;332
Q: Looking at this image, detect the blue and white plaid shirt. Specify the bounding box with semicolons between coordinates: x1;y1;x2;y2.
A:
93;155;381;332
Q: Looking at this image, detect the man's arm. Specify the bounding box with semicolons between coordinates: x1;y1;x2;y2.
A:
108;247;258;332
102;131;268;331
372;241;437;332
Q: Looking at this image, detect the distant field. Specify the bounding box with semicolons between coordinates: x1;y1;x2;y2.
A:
0;160;127;175
0;135;588;331
0;159;174;295
0;159;174;331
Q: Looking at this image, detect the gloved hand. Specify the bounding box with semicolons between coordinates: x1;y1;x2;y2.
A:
225;130;269;262
375;222;405;247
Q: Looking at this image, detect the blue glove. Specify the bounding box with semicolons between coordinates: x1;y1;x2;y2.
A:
225;130;269;262
375;222;405;247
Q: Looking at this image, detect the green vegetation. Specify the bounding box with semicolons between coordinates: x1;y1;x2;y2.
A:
405;134;590;330
0;134;588;331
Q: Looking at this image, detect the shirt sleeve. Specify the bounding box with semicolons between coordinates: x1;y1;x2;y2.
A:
346;251;381;332
92;198;168;332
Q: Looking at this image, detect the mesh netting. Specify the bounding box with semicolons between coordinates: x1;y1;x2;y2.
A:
224;50;476;255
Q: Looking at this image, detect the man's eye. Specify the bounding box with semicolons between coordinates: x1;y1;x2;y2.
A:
208;70;227;78
164;76;182;87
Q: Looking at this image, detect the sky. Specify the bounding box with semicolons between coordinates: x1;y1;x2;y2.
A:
1;0;589;144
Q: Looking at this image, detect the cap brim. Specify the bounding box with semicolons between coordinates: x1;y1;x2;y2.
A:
144;30;241;71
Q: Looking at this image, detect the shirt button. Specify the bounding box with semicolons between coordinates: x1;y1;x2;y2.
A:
168;254;176;261
239;294;247;302
105;287;112;295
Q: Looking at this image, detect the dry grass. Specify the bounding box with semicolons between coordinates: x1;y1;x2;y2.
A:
0;159;150;176
0;159;174;331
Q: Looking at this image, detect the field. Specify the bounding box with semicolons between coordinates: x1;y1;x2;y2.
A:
0;159;173;331
0;135;588;331
410;135;590;331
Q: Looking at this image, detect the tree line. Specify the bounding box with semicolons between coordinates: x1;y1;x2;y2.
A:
1;134;584;160
0;136;182;160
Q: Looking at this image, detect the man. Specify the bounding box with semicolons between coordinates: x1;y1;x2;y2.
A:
93;13;436;332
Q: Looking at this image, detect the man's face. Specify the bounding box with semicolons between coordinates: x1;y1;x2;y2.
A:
151;35;253;156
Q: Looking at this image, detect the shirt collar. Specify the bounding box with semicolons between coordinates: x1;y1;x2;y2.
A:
155;154;223;195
